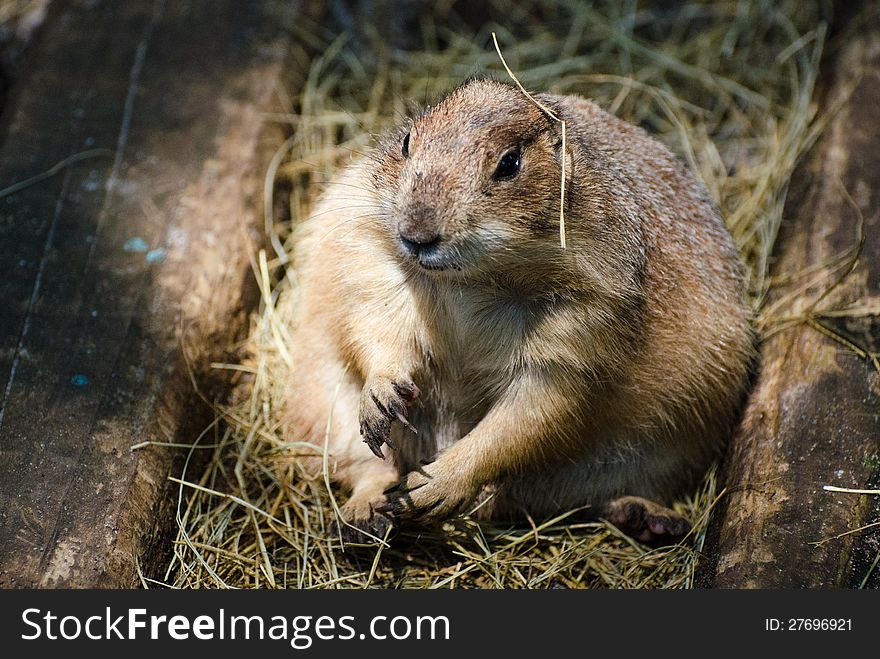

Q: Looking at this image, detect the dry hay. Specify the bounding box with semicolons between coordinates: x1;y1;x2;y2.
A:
150;0;834;589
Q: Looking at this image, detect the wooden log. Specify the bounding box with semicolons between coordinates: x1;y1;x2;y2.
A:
702;19;880;588
0;0;310;587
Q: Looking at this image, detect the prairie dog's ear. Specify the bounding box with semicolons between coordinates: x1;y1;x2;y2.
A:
531;93;567;140
533;93;566;121
533;93;572;171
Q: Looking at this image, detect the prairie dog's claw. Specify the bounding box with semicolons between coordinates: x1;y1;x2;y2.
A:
358;375;419;458
379;463;475;522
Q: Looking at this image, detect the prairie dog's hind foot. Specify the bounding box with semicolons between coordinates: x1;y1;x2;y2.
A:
600;496;691;545
334;493;395;544
331;463;400;544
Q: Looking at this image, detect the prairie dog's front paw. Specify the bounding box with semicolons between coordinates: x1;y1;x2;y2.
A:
358;374;419;459
379;461;478;523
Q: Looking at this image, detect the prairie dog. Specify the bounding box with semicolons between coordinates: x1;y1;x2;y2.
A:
283;79;753;543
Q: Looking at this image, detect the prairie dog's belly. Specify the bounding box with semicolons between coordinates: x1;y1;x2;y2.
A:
395;291;526;468
398;354;505;468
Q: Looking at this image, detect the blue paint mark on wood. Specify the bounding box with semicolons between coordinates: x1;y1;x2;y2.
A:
145;247;166;263
123;237;149;252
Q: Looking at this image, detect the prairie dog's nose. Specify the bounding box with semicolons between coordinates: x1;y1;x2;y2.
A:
399;230;441;258
400;236;440;258
398;202;440;254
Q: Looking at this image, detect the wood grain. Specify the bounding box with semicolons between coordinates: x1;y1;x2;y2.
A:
0;0;308;587
703;18;880;588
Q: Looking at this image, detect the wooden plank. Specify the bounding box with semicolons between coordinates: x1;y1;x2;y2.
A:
0;0;308;587
0;0;50;108
701;20;880;588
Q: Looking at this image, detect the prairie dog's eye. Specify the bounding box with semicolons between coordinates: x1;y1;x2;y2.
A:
402;132;411;158
493;149;521;180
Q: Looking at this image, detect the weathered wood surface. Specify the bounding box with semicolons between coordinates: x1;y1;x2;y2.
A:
702;19;880;588
0;0;308;587
0;0;50;109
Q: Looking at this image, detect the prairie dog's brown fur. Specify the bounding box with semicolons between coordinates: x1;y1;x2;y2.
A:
283;79;753;543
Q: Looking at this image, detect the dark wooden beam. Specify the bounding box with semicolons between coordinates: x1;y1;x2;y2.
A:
0;0;309;587
702;16;880;588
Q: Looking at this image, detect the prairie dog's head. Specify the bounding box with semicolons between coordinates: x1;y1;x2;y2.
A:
371;79;565;276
